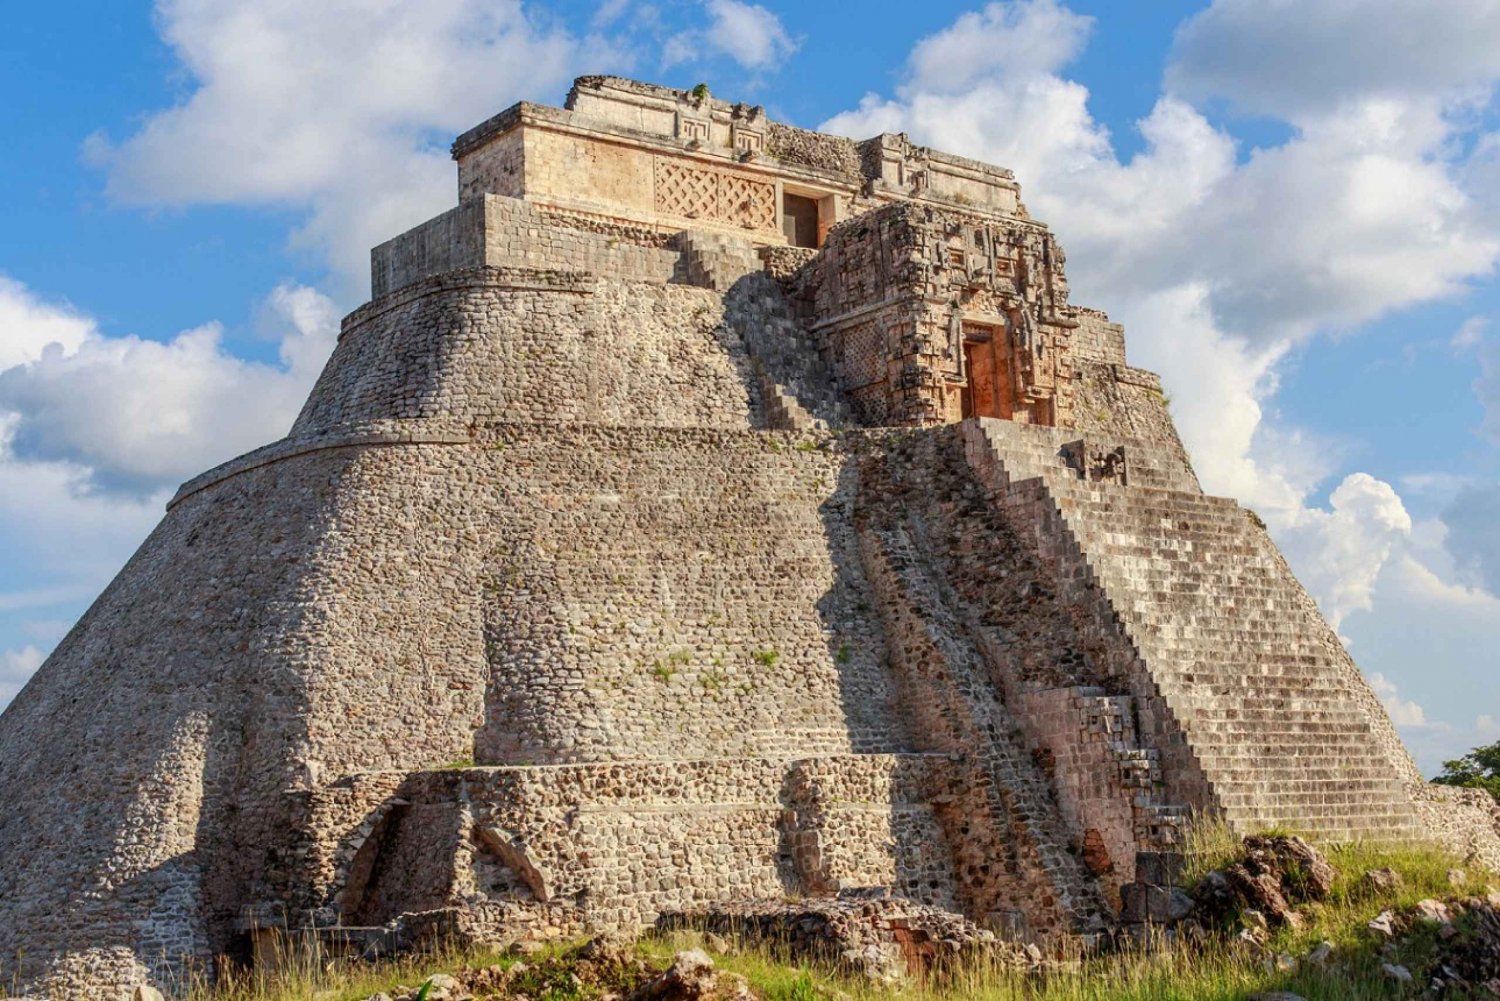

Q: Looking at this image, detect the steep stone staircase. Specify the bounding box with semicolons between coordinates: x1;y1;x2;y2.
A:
966;419;1425;844
723;272;849;431
852;431;1202;928
669;230;847;431
673;230;763;291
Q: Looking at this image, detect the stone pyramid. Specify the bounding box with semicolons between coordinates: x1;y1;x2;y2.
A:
3;77;1495;1000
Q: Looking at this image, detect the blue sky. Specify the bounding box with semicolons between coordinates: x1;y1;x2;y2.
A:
2;0;1499;774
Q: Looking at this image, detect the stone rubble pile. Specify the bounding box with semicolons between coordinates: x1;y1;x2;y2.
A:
659;893;1041;984
1189;835;1337;931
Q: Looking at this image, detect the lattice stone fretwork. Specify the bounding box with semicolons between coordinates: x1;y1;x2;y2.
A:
720;172;777;231
654;158;777;232
656;159;717;221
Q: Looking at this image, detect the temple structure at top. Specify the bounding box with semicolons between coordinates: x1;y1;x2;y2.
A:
374;74;1130;429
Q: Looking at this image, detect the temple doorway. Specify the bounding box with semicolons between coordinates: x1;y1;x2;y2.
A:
781;193;821;248
962;325;1006;420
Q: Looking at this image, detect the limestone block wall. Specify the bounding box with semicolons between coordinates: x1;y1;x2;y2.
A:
1066;308;1126;366
294;268;758;435
255;422;1216;948
1071;361;1188;453
457;105;802;246
851;431;1147;935
853;428;1205;906
464;424;902;765
789;203;1077;428
458;121;524;202
1017;686;1180;904
857;133;1023;215
371;196;680;298
320;754;962;937
768;121;862;176
370;201;485;298
0;417;918;998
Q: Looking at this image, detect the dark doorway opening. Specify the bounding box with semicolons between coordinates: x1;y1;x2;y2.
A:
782;193;821;248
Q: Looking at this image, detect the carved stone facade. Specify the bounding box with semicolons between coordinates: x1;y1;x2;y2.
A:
2;76;1495;1001
785;204;1074;426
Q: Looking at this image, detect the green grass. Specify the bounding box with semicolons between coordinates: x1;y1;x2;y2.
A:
651;841;1490;1001
1179;814;1243;887
175;936;521;1001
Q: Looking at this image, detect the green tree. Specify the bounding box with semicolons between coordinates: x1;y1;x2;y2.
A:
1432;740;1500;800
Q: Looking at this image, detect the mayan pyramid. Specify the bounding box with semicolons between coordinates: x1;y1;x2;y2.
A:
3;77;1498;1000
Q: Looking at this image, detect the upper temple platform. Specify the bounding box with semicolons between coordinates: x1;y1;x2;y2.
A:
370;76;1120;429
447;75;1026;244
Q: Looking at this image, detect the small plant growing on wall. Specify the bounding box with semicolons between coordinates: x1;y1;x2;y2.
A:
753;648;780;667
690;82;710;104
651;649;692;682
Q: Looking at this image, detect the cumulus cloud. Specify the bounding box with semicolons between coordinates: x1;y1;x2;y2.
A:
1442;483;1500;593
905;0;1092;93
1168;0;1500;119
1370;672;1430;728
88;0;601;294
0;274;333;709
663;0;799;72
1349;541;1500;773
0;646;45;707
0;278;336;494
0;276;94;370
1277;473;1413;630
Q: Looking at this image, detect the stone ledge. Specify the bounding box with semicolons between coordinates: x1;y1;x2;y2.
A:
340;265;597;339
168;422;475;510
170;421;853;512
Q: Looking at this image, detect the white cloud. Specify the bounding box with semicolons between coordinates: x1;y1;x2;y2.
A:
905;0;1092;93
1453;315;1488;351
1277;472;1413;630
0;280;336;493
824;13;1498;356
0;646;45;707
88;0;598;294
1349;547;1500;773
1441;483;1500;593
663;0;798;72
0;275;333;714
0;275;93;370
1168;0;1500;119
1370;672;1430;728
